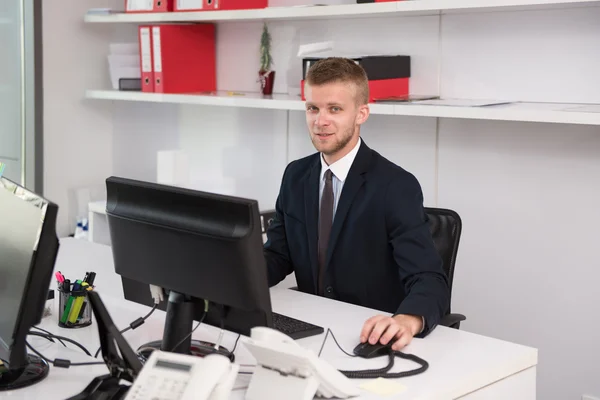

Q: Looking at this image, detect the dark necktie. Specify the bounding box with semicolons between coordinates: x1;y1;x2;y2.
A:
318;169;334;295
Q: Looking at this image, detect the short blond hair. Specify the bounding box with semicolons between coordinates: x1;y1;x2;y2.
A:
305;57;369;105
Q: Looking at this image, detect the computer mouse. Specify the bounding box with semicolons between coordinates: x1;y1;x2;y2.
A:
353;341;393;359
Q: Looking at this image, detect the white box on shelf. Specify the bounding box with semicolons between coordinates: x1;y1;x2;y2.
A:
108;43;140;90
109;42;139;55
88;200;110;246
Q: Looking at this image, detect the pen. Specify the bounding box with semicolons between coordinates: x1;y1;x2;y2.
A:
60;279;74;324
87;272;96;286
77;283;93;321
68;282;88;323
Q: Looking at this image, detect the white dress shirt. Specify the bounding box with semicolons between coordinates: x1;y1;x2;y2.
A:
318;136;425;333
319;137;362;222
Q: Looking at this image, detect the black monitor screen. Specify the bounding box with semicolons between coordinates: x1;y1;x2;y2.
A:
0;177;49;357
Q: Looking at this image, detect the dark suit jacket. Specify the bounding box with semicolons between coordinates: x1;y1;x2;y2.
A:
263;140;450;337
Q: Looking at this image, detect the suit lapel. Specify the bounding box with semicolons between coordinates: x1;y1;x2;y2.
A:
326;141;372;267
304;157;321;292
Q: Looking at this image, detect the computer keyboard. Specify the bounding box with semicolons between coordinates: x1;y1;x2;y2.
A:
272;312;324;340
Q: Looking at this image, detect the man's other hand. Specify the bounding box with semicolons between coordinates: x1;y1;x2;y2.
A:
360;314;423;351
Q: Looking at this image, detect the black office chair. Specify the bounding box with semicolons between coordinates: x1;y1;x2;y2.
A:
425;207;466;330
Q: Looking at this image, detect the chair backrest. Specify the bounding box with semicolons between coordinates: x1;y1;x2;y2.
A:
424;207;462;305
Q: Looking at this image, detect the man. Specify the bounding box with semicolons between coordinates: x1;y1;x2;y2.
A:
263;57;449;351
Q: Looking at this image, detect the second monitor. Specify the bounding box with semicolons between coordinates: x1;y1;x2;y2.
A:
105;176;323;359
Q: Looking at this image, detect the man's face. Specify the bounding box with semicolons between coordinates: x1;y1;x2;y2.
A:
305;81;369;161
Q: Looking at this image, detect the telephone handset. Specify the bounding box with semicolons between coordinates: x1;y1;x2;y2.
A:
243;327;360;400
123;350;239;400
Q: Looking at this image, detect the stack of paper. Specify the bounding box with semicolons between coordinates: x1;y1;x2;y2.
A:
108;43;140;90
411;98;512;107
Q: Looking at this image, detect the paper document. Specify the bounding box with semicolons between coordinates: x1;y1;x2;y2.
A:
87;8;118;14
360;378;407;396
374;94;439;103
561;104;600;113
412;98;512;107
297;41;335;57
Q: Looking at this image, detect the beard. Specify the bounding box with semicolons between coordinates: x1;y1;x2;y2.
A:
311;126;356;156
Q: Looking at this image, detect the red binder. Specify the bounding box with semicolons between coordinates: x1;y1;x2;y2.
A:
125;0;174;12
174;0;267;11
151;24;216;94
153;0;174;11
138;26;154;92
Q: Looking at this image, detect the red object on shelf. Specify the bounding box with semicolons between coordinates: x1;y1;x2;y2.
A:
138;26;154;92
153;0;175;11
151;24;216;94
300;78;409;103
356;0;401;3
125;0;174;13
174;0;267;11
259;70;276;95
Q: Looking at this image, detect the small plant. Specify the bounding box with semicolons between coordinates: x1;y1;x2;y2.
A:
259;23;273;73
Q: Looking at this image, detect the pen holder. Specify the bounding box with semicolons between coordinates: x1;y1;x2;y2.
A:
58;285;92;329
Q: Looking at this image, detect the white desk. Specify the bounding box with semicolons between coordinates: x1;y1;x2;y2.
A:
2;238;538;399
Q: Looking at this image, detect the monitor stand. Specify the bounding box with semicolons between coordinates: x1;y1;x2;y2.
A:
136;291;234;362
0;351;49;391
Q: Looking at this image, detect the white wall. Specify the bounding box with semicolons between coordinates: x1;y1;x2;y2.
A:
43;2;600;399
438;118;600;400
43;0;122;236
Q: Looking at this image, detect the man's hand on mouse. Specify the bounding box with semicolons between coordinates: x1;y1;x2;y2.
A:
360;314;423;351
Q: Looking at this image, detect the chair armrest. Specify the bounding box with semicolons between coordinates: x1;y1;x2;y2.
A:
439;313;466;329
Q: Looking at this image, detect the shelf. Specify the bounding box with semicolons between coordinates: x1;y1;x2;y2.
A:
83;0;600;23
393;102;600;125
85;89;396;114
85;90;600;125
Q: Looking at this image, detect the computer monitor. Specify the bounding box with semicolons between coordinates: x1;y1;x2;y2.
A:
105;176;323;360
0;176;59;390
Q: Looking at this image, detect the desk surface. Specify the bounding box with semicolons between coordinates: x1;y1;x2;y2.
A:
2;238;538;399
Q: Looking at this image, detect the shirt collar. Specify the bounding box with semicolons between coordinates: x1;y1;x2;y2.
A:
320;137;362;183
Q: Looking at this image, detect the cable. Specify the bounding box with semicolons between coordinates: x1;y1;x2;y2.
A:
27;331;92;357
213;305;227;351
25;341;105;368
169;301;208;353
231;333;241;354
168;319;203;353
94;304;158;358
29;332;56;344
338;351;429;379
31;326;67;347
319;328;429;379
119;303;158;335
318;328;357;358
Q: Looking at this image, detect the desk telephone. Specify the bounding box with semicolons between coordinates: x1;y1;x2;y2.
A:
123;351;239;400
243;327;360;400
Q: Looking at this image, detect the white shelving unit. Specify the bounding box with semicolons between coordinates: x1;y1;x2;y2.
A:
86;89;600;125
84;0;600;126
84;0;600;23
